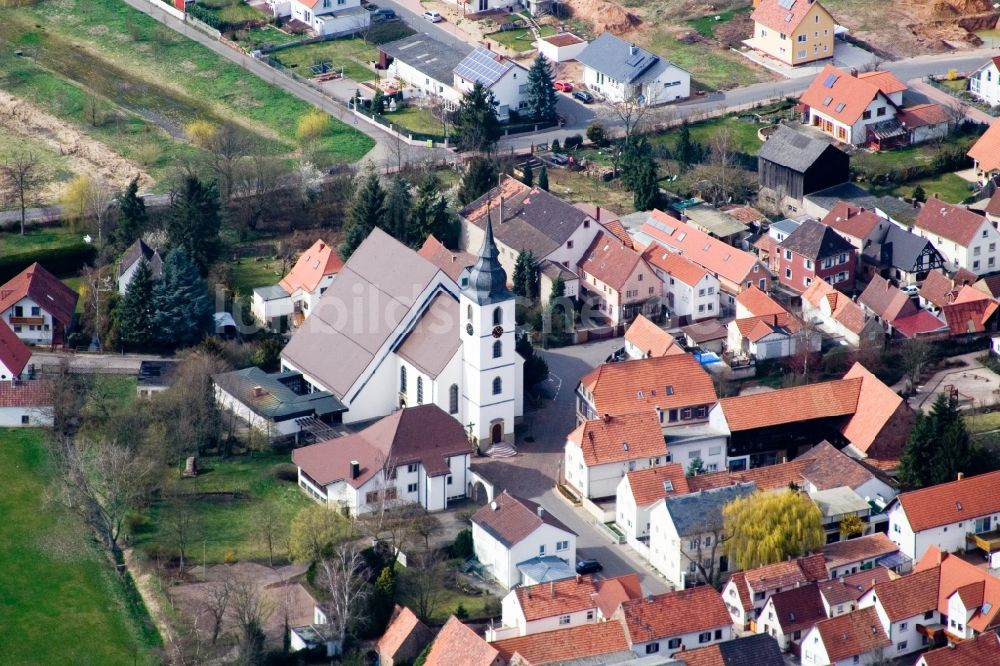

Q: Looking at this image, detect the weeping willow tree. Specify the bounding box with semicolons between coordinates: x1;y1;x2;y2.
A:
723;490;825;570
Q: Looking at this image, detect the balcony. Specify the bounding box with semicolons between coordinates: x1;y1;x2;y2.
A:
9;316;43;326
967;529;1000;553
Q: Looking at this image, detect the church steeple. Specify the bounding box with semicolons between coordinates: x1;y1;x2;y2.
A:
463;213;511;305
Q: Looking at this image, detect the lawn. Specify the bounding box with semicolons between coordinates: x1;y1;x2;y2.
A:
651;115;765;155
966;410;1000;434
485;24;556;52
397;563;500;623
237;24;301;50
888;173;975;205
388;105;447;137
545;168;637;214
273;37;378;83
133;452;313;565
0;429;159;664
199;0;268;23
940;78;968;93
0;225;87;256
642;31;767;91
62;276;86;314
227;257;284;295
0;0;372;170
687;6;752;39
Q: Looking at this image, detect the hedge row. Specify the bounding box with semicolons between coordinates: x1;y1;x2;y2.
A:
0;244;97;283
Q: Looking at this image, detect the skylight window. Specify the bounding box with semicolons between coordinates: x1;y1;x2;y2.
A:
822;96;833;106
823;73;839;88
835;102;846;113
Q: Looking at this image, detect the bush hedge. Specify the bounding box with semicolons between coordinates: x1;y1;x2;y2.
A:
0;244;96;283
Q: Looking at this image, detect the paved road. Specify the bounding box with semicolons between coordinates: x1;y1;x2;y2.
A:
28;350;172;375
473;337;672;594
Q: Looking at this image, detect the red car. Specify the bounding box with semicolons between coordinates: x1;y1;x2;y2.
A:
553;81;573;92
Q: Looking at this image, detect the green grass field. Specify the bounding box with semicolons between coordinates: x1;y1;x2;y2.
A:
237;24;301;50
650;115;764;155
389;106;447;137
227;257;284;295
0;226;87;256
485;25;556;51
200;0;268;23
687;6;751;38
133;452;312;565
0;0;372;175
643;31;765;91
888;173;975;205
273;37;379;83
0;429;158;664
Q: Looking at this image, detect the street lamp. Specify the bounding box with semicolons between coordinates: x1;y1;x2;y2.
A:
83;235;112;353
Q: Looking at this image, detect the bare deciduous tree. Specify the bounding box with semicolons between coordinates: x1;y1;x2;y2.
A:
403;550;448;622
204;575;232;645
163;496;198;571
0;152;46;235
901;337;931;390
78;441;157;545
232;152;284;231
228;575;274;666
253;502;284;567
316;542;369;653
209;125;250;202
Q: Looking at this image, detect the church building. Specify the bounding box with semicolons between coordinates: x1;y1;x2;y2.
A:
280;221;523;448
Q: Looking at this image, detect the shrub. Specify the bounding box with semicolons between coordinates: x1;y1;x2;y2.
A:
564;134;584;150
551;138;561;152
272;463;299;483
450;528;473;559
586;123;605;145
455;603;468;619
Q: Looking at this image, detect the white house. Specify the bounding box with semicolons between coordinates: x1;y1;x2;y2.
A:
576;33;690;105
280;224;524;449
722;553;828;632
0;262;79;347
117;239;162;295
913;200;1000;276
800;607;890;666
970;56;1000;107
215;367;346;439
756;583;828;651
534;33;587;63
615;587;733;658
887;469;1000;561
563;411;668;500
453;48;529;121
801;278;884;349
380;34;469;107
726;286;815;361
290;604;342;657
615;464;688;556
623;315;684;359
252;239;343;329
0;380;51;427
641;243;721;321
0;320;30;381
856;567;940;660
648;483;755;589
270;0;371;37
487;573;642;641
820;533;904;580
291;404;471;515
471;491;577;590
801;65;907;148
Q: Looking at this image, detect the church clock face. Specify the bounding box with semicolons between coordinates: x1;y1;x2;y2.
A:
492;325;503;338
466;323;474;336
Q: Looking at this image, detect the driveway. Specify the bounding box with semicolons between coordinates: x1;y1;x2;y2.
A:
472;337;672;594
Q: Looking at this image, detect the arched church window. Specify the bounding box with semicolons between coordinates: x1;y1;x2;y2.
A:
493;340;502;358
493;307;503;326
417;377;424;404
492;377;502;395
400;366;407;393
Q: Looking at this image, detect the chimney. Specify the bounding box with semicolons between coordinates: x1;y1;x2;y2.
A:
252;385;266;398
849;67;858;77
958;472;965;481
350;460;360;479
596;205;602;222
550;581;555;597
629;43;638;56
603;413;612;423
537;505;545;518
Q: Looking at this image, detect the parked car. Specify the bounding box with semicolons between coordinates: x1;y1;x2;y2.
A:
572;90;594;104
423;10;443;21
901;284;919;296
576;558;603;575
605;347;626;363
553;80;573;92
372;8;396;20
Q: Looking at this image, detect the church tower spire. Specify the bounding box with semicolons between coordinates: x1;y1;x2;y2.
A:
463;211;512;305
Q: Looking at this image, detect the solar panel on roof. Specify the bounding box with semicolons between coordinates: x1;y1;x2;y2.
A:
823;73;839;88
626;53;645;67
454;49;510;87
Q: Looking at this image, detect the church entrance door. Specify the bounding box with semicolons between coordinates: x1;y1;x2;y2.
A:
491;422;503;444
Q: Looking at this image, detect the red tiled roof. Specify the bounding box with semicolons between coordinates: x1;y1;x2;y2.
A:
291;405;471;487
968;120;1000;174
752;0;830;33
279;239;343;295
418;235;476;282
0;262;79;328
377;606;430;660
919;629;1000;666
858;274;917;322
733;312;801;342
916;548;1000;633
821;533;898;572
424;617;500;666
514;574;600;621
735;285;786;317
840;362;911;456
802;278;869;335
0;320;30;377
640;212;765;286
767;583;827;634
919;269;959;309
812;607;890;663
492;621;629;665
578;231;652;292
594;574;643;618
819;567;892;607
915;200;988;247
856;70;907;96
801;65;894;126
471;491;575;548
797;439;879;490
0;379;51;408
641;243;710;287
892;310;948;338
868;567;940;621
688;459;810;493
568;411;666;467
721;205;768;226
718;378;861;432
896;470;1000;532
898;103;951;129
822;202;885;242
579;354;717;418
601;220;634;248
743;553;828;593
624;315;685;358
625;464;690;506
619;587;731;645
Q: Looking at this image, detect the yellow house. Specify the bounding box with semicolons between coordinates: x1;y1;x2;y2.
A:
750;0;836;67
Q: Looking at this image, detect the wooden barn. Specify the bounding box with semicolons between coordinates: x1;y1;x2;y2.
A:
757;125;849;217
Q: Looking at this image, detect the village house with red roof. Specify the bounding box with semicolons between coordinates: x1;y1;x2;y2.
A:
969;119;1000;185
614;586;734;657
722;553;828;631
914;199;1000;275
376;606;432;666
577;230;662;325
0;262;79;348
251;238;343;329
802;278;884;348
725;285;817;362
800;606;890;665
917;629;1000;666
0;320;31;381
641;243;721;322
775;218;857;292
422;616;503;666
614;463;689;548
622;314;684;360
969;56;1000;109
748;0;836;67
486;572;642;641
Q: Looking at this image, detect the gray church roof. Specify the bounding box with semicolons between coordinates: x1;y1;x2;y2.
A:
664;482;756;536
757;125;841;173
